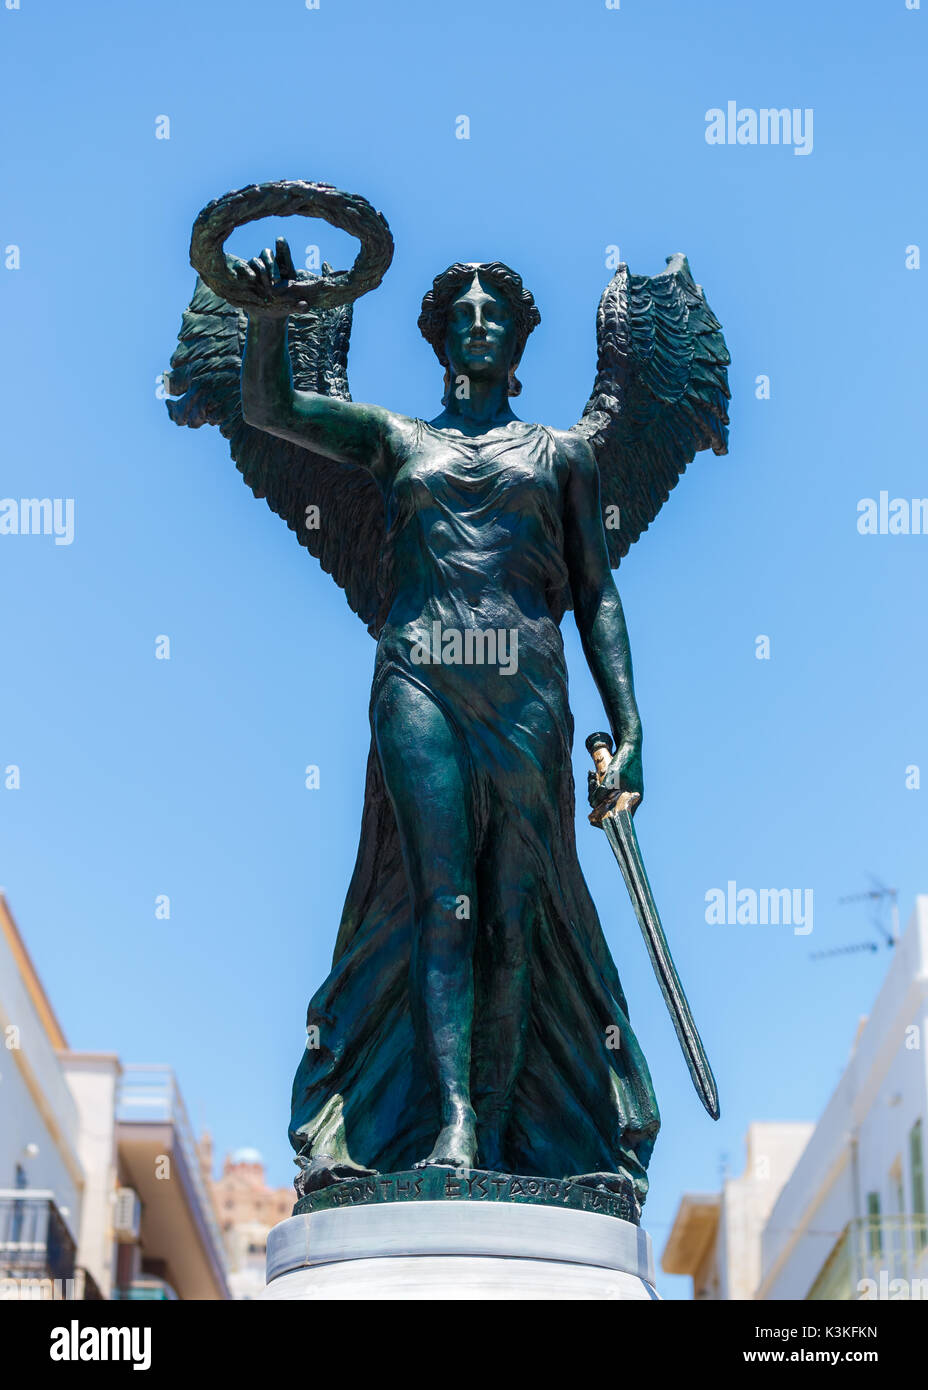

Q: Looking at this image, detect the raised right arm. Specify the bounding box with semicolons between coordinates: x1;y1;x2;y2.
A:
241;315;397;474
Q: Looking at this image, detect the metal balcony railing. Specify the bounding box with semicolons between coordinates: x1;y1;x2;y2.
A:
807;1217;928;1300
0;1191;76;1283
115;1064;227;1281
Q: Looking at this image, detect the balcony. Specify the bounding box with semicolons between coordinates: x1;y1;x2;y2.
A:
807;1218;928;1299
115;1065;230;1300
0;1190;76;1284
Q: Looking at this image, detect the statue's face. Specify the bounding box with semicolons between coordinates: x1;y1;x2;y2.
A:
444;275;517;384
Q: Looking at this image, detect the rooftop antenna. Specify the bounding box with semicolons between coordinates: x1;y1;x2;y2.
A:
839;876;898;945
810;876;898;962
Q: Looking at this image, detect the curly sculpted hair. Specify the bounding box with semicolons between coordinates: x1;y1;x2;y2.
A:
417;261;541;398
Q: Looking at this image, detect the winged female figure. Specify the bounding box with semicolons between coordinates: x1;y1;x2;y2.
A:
166;181;730;1218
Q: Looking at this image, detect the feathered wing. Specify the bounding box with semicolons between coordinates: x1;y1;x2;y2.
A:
572;253;731;565
165;275;390;635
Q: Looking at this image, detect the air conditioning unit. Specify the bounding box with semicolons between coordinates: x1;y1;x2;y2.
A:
113;1187;141;1243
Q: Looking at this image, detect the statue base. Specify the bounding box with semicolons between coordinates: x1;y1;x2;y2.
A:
292;1165;640;1222
261;1198;658;1300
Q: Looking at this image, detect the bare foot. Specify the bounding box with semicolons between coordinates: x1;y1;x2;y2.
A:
295;1153;378;1196
414;1108;477;1169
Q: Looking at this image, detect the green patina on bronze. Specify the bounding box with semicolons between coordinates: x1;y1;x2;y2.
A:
166;181;730;1222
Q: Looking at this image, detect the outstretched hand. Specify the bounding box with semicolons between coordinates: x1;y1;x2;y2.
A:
237;237;310;317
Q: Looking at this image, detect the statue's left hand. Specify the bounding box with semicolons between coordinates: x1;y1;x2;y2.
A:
594;738;644;815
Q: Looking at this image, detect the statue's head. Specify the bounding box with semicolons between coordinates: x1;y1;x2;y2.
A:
418;262;540;399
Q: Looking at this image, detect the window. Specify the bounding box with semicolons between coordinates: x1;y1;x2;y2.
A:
891;1158;904;1217
865;1191;882;1256
910;1119;927;1251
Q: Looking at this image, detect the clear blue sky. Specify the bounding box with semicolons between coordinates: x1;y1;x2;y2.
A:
1;0;925;1298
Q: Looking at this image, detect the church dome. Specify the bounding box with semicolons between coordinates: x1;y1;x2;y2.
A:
230;1146;263;1166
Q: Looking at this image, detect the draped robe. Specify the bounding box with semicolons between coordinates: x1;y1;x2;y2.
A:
289;419;660;1205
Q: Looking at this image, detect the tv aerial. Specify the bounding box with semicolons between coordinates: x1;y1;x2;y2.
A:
810;876;899;962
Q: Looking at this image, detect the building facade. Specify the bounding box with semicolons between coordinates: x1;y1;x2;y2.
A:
0;893;230;1300
0;894;87;1296
662;1122;813;1299
757;898;928;1300
201;1141;292;1299
663;897;928;1301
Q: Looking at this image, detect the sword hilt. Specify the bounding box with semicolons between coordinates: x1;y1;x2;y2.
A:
585;731;640;827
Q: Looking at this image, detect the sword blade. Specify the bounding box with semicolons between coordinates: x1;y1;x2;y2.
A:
603;809;720;1120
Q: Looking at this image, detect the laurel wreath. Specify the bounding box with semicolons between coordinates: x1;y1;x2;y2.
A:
189;180;394;313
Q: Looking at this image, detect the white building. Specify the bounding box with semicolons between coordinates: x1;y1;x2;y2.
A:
662;1122;812;1299
0;892;86;1294
757;898;928;1300
664;898;928;1300
0;893;230;1300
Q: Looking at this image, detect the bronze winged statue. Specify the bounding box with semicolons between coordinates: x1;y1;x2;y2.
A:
166;180;730;1219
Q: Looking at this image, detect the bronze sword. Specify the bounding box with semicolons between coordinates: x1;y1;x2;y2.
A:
586;731;720;1121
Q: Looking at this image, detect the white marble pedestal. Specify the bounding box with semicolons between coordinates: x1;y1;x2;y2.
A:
261;1200;658;1300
